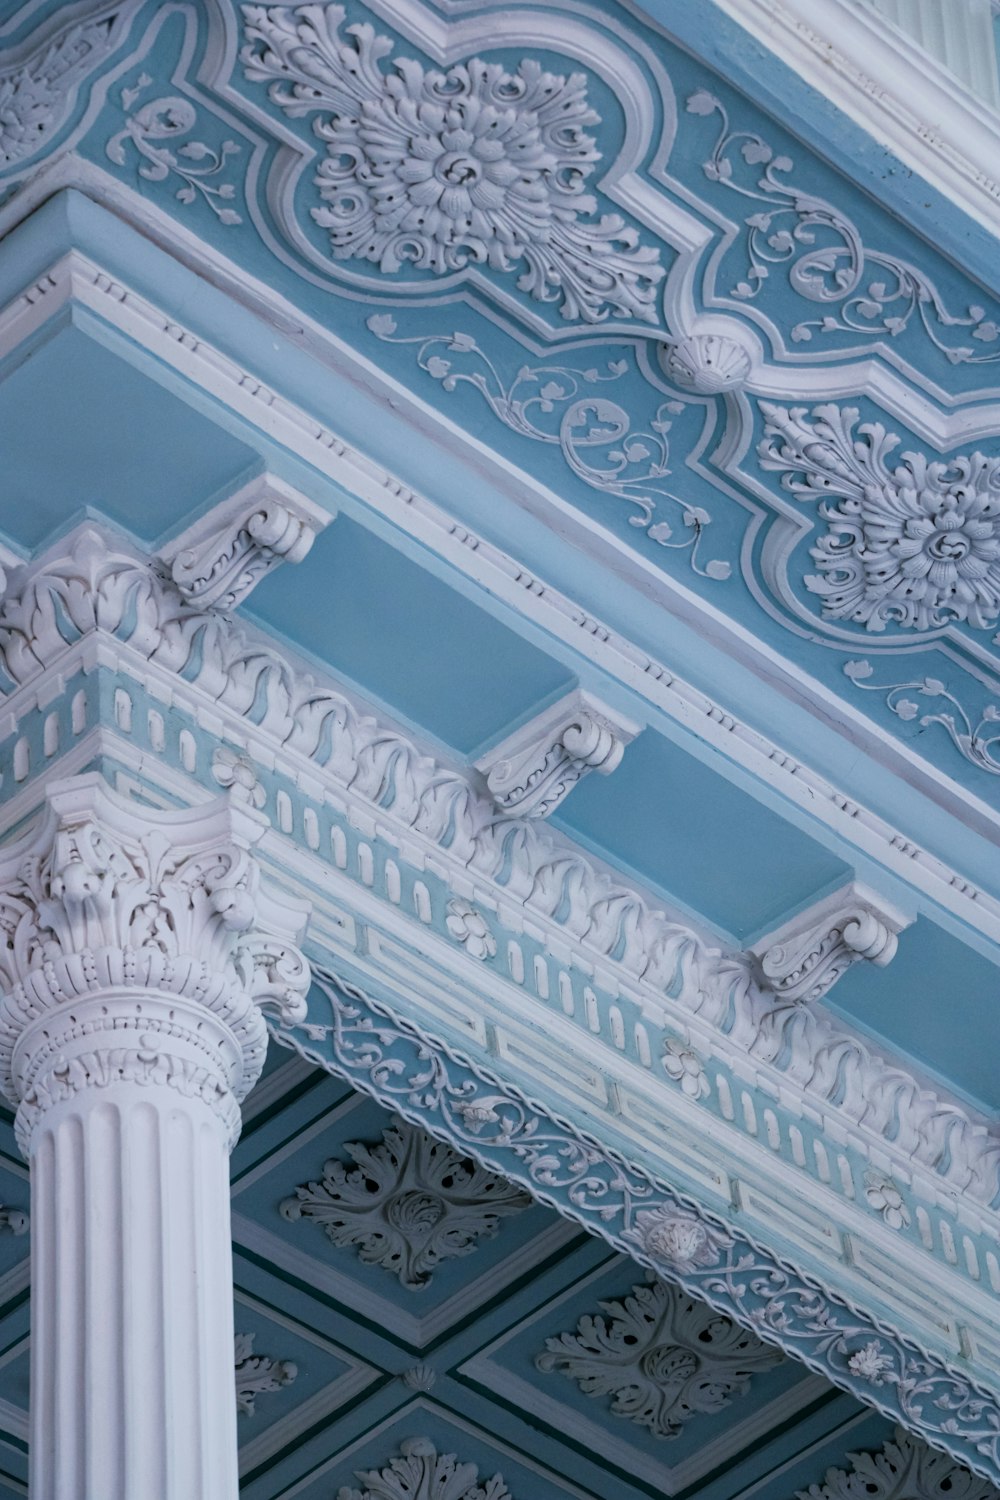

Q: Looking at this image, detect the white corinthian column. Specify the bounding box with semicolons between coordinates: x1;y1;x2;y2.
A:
0;774;310;1500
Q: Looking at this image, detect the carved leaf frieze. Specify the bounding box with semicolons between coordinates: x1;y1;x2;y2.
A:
337;1437;511;1500
240;3;664;323
536;1278;782;1438
0;528;997;1205
280;1119;531;1288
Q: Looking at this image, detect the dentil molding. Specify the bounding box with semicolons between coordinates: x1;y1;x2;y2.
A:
0;772;310;1153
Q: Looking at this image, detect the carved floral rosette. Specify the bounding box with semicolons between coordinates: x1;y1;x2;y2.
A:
0;775;310;1154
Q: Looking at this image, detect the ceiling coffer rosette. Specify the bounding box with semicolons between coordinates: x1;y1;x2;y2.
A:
239;3;665;323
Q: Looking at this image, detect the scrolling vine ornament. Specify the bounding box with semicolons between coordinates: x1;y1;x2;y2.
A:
240;4;664;323
268;966;1000;1484
843;660;1000;778
686;91;1000;365
106;81;243;224
365;317;731;579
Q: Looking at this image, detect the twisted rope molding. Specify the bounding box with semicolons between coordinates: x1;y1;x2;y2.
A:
267;967;1000;1485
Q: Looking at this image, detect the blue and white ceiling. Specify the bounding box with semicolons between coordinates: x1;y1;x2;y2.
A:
1;0;1000;1491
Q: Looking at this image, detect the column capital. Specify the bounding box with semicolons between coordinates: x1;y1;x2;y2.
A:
0;773;310;1154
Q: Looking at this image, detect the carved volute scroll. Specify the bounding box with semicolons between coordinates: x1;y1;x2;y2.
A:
0;773;310;1154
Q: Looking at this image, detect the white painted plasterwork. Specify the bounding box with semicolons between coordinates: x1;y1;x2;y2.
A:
162;471;331;612
338;1438;510;1500
799;1426;1000;1500
752;882;909;1004
710;0;1000;242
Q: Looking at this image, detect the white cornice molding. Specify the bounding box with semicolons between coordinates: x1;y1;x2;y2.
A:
6;244;999;958
712;0;1000;240
7;523;1000;1228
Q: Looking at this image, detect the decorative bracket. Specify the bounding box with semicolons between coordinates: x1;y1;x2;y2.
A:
476;691;640;820
161;473;331;611
751;882;911;1004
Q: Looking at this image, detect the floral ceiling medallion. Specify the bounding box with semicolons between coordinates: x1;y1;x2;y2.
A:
240;4;664;322
759;404;1000;635
536;1278;781;1438
280;1118;531;1288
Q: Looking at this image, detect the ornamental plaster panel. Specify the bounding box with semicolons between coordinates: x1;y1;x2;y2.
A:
265;963;1000;1484
338;1438;510;1500
9;246;1000;961
0;525;996;1232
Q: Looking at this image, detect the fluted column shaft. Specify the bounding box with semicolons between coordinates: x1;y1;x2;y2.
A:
30;1060;237;1496
0;774;309;1500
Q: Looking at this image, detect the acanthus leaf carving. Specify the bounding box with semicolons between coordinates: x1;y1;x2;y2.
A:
536;1277;782;1438
279;1118;531;1288
163;475;329;611
798;1427;1000;1500
758;403;1000;636
240;3;664;324
752;883;909;1004
0;3;133;175
337;1437;511;1500
234;1331;297;1416
0;773;310;1153
2;527;999;1206
271;967;1000;1484
477;692;637;819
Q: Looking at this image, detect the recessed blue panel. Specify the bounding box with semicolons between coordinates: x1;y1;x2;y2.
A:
247;518;574;754
0;322;257;551
827;918;1000;1114
554;730;850;941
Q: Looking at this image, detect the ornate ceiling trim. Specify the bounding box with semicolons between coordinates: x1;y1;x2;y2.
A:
3;521;1000;1410
711;0;1000;243
4;247;999;953
265;963;1000;1484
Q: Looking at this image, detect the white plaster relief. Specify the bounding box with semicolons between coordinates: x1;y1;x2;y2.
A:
476;691;638;819
240;3;664;324
445;899;497;960
752;882;909;1004
0;2;134;174
280;1119;531;1288
758;404;1000;634
1;527;998;1210
0;1205;27;1236
163;473;329;611
234;1332;297;1416
338;1438;510;1500
0;771;310;1153
536;1278;782;1438
798;1426;1000;1500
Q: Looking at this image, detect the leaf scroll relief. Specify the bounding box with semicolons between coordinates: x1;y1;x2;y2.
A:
280;1118;532;1288
240;3;664;323
536;1277;782;1438
366;317;732;580
338;1438;511;1500
268;967;1000;1481
758;403;1000;637
686;91;1000;365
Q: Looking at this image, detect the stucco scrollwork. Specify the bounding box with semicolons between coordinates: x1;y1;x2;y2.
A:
240;4;664;323
536;1278;781;1438
686;91;1000;365
843;660;1000;777
234;1332;297;1416
338;1438;511;1500
759;404;1000;635
280;1118;531;1288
